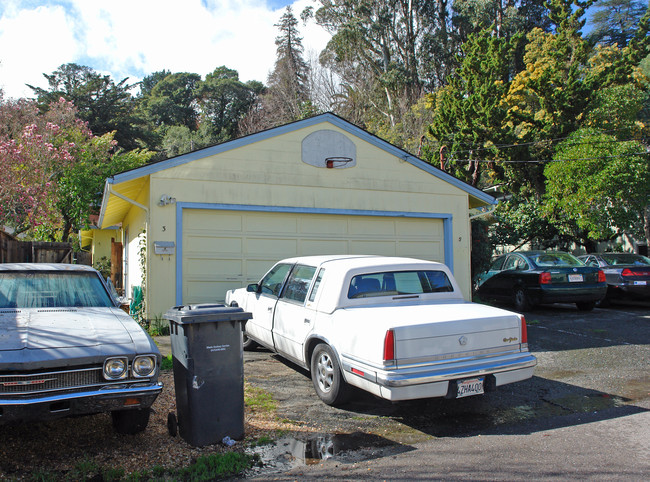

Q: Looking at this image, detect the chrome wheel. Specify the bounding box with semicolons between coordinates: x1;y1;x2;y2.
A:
315;350;335;393
310;343;351;406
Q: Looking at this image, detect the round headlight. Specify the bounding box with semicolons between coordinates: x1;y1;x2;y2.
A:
133;355;156;377
104;357;127;379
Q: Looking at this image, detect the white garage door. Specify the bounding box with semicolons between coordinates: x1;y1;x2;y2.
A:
181;209;445;304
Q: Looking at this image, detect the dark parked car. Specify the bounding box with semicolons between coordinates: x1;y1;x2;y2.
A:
578;253;650;304
0;263;162;433
474;251;607;311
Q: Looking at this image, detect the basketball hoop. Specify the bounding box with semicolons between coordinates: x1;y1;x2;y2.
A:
325;157;353;169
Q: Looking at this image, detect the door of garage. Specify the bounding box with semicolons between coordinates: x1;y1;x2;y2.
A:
180;208;445;304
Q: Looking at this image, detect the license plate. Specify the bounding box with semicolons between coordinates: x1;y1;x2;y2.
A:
633;281;647;286
568;274;583;282
456;377;484;398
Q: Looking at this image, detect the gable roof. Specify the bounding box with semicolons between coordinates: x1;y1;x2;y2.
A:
98;113;496;227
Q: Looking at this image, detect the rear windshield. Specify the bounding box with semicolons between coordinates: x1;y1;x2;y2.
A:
600;254;650;266
529;252;583;268
0;271;114;309
348;270;453;299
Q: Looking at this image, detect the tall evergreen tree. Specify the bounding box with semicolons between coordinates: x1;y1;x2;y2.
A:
428;30;519;187
267;6;312;122
241;7;313;133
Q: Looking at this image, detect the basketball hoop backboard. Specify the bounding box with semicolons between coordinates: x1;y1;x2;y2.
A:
301;130;357;169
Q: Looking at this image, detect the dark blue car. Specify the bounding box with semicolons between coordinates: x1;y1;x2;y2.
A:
474;251;607;311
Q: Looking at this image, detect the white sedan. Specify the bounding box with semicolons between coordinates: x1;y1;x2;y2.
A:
226;255;536;406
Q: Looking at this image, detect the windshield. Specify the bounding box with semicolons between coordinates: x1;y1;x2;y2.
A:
348;270;453;298
0;271;115;309
600;254;650;266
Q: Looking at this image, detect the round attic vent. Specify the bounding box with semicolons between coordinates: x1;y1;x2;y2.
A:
301;130;357;169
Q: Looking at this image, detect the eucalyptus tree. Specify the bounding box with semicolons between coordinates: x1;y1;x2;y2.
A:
195;66;264;141
586;0;648;47
309;0;435;128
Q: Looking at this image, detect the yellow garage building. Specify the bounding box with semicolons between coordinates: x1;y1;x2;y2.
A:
93;113;495;320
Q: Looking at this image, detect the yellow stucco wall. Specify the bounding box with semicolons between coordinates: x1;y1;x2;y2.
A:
131;121;474;317
90;228;120;266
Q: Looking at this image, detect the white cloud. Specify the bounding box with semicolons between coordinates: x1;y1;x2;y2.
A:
0;0;331;99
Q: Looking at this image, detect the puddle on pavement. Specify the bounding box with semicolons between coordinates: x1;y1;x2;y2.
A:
244;390;639;476
245;431;399;476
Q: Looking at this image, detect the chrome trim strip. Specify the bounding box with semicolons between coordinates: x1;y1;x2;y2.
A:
396;347;524;369
0;378;153;397
343;345;523;370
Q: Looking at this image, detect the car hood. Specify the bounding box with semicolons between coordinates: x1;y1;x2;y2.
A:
0;307;134;351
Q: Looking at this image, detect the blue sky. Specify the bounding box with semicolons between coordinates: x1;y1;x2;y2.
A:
0;0;329;99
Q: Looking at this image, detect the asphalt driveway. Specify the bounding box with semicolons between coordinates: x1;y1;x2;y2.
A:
243;301;650;480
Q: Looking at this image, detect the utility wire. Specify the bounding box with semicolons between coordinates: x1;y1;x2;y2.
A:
431;129;648;155
449;151;649;164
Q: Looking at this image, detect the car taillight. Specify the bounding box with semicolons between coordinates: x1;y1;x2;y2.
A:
521;316;528;346
539;272;552;284
383;329;395;362
597;270;606;282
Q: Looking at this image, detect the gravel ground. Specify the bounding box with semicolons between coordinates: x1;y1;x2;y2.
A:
2;303;647;479
0;370;307;479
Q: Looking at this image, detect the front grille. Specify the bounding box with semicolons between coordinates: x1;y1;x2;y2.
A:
0;367;145;398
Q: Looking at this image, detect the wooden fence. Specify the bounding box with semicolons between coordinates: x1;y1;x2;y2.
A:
1;231;91;265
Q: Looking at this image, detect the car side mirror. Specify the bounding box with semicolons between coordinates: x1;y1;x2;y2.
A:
247;283;259;293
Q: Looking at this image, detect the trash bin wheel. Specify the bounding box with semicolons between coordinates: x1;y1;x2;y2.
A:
167;412;178;437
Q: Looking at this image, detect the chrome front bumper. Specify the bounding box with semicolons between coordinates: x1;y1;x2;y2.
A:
0;381;163;423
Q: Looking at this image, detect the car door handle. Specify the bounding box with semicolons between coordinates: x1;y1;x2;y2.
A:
304;318;311;324
267;307;273;312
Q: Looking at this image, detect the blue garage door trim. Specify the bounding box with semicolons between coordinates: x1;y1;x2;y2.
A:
174;202;453;305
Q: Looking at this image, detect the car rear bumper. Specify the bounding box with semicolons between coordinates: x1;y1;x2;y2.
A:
533;285;607;304
341;350;537;402
0;381;163;424
607;283;650;300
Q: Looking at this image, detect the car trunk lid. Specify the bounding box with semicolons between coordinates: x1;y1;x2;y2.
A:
388;303;523;363
544;266;601;285
340;301;524;365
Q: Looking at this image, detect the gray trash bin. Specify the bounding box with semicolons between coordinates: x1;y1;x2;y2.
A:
164;303;252;447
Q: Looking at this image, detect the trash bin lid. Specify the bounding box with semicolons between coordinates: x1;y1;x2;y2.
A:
164;303;252;324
